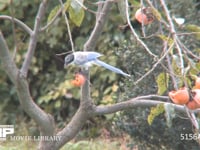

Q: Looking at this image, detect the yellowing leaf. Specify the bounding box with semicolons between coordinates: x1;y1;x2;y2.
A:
157;35;174;46
156;72;169;95
185;24;200;32
128;0;140;6
55;100;61;108
0;0;10;10
52;91;60;99
150;7;162;21
189;61;200;77
101;95;114;104
47;5;60;23
47;2;70;24
184;24;200;40
171;55;182;75
147;104;165;125
112;84;119;92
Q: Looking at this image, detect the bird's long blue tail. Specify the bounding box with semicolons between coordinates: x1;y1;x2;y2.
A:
94;59;130;77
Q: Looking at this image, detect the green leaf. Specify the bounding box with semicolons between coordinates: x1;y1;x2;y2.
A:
68;0;85;27
171;55;182;75
52;91;60;99
150;7;162;21
47;5;60;24
55;100;61;108
157;34;174;46
156;72;169;95
38;94;52;104
47;2;70;24
0;0;10;11
184;24;200;41
128;0;140;6
190;61;200;75
147;104;165;125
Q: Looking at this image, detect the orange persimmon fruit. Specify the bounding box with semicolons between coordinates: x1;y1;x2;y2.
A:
192;89;200;105
194;77;200;89
168;87;189;105
135;7;154;25
186;100;199;110
71;73;86;87
186;89;200;110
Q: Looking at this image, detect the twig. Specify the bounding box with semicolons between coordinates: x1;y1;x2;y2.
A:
165;41;178;89
55;51;72;56
74;0;98;14
40;7;62;32
0;15;32;35
20;0;48;78
177;38;200;60
160;0;199;131
160;0;184;75
163;33;178;90
176;31;200;36
146;0;170;29
134;42;174;85
124;0;157;58
59;0;75;52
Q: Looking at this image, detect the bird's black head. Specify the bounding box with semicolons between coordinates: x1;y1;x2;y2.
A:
64;53;74;67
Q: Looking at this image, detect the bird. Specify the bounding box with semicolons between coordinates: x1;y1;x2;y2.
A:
64;51;130;77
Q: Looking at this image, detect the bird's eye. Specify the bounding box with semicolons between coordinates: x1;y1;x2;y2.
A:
65;54;74;64
65;56;70;62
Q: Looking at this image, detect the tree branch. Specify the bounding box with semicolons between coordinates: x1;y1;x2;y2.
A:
94;98;200;115
40;8;62;32
83;1;112;51
55;104;94;149
0;15;32;35
20;0;48;77
0;31;18;83
55;1;113;148
82;0;113;103
0;31;55;149
134;41;174;85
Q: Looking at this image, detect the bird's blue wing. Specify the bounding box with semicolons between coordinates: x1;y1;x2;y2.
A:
93;59;130;77
73;51;102;66
86;52;102;61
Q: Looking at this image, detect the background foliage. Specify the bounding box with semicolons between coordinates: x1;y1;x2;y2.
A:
0;0;200;149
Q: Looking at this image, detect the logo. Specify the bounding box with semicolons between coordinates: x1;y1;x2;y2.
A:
0;125;14;140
